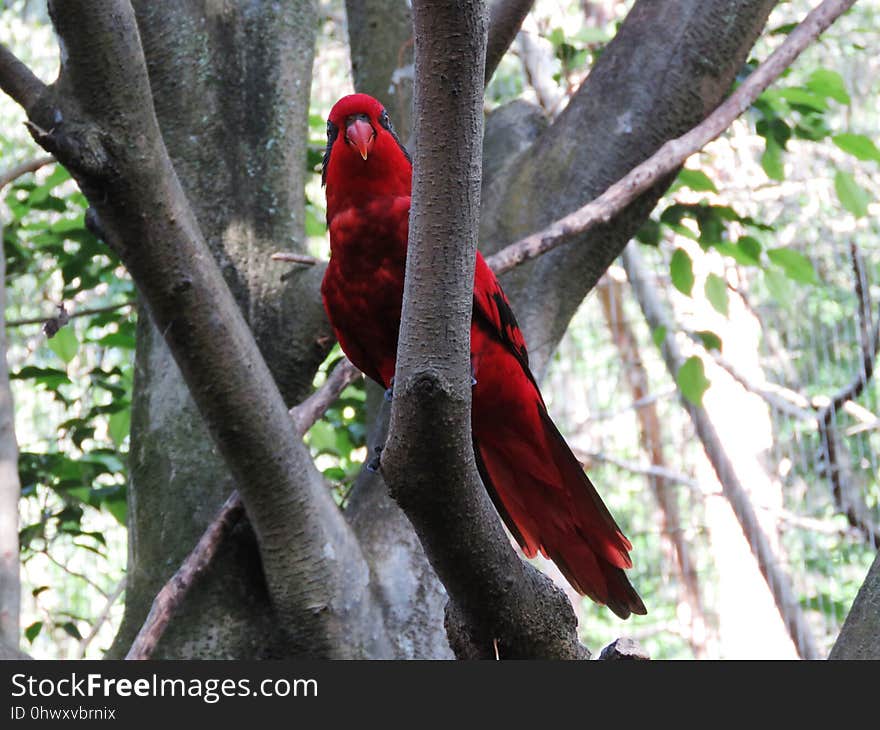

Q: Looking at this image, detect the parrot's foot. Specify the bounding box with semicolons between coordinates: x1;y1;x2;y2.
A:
471;364;477;387
384;377;395;402
366;445;384;473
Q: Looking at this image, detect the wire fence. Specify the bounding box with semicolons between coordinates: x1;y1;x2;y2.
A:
544;231;879;659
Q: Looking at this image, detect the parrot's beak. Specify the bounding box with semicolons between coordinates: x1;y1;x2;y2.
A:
346;119;375;161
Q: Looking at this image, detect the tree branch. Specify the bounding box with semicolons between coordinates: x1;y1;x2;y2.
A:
125;490;245;660
5;301;135;330
0;155;55;190
0;43;48;114
484;0;534;84
380;0;586;660
270;252;320;267
596;274;708;656
125;357;362;659
77;578;125;659
831;551;880;659
486;0;858;276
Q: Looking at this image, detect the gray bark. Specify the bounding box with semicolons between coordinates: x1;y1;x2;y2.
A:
380;0;588;660
830;551;880;659
346;0;414;143
108;0;337;660
0;223;22;651
342;0;453;658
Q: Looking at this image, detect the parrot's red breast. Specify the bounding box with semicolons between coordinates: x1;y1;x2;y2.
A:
321;93;645;618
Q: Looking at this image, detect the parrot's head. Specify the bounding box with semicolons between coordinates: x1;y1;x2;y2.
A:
322;93;412;193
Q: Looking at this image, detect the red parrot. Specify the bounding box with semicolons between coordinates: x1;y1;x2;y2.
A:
321;93;646;619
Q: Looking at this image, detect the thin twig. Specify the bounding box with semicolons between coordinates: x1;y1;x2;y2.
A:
579;450;701;491
0;155;55;190
125;490;245;660
77;578;125;658
43;549;108;598
290;359;361;434
5;300;136;329
270;252;321;266
486;0;858;274
125;358;361;660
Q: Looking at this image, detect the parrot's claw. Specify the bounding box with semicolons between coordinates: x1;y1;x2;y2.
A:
384;377;395;402
366;445;384;473
471;364;477;387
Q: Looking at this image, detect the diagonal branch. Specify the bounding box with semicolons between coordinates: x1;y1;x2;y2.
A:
486;0;858;275
485;0;534;84
125;358;362;659
0;43;48;114
0;155;55;190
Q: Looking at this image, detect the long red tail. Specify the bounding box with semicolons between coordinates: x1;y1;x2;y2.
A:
473;404;646;619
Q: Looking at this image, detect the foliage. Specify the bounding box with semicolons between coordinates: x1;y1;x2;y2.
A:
4;157;133;656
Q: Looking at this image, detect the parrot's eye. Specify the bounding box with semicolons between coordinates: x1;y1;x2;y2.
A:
378;109;394;134
322;120;339;186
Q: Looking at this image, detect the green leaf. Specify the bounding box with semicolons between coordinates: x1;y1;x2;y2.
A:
762;137;785;181
651;326;667;348
704;273;729;316
766;247;819;284
47;326;79;365
25;621;43;644
807;69;851;105
695;330;723;352
12;366;71;390
305;205;325;237
834;170;871;218
675;168;717;193
61;622;83;641
832;133;880;162
676;356;711;407
635;218;661;246
777;87;828;112
670;248;695;296
106;498;127;526
737;236;763;263
108;409;131;447
307;419;340;455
